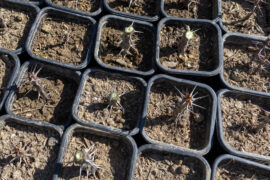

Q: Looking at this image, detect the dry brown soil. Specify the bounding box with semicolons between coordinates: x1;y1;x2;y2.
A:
11;65;78;125
77;71;144;130
0;4;36;51
221;92;270;157
0;120;60;180
0;54;15;102
134;150;204;179
50;0;100;13
223;42;270;93
216;159;270;179
160;23;216;71
98;19;154;72
164;0;213;19
107;0;158;17
222;0;270;36
32;13;92;66
144;79;212;151
59;132;132;180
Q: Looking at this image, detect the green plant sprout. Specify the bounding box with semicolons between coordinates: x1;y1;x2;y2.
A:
106;90;126;120
74;144;104;180
170;86;208;127
128;0;142;8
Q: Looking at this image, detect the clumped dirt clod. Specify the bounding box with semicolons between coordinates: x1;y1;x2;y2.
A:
50;0;100;13
32;13;92;66
144;79;212;151
164;0;213;19
0;121;60;180
77;71;145;130
59;132;132;180
98;19;154;72
134;150;204;179
216;159;270;179
221;92;270;157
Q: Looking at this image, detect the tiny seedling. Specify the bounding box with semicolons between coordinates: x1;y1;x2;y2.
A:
74;144;104;180
106;91;126;120
170;86;208;127
183;0;199;12
128;0;142;8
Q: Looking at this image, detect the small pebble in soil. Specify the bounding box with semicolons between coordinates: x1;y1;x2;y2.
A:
47;137;59;147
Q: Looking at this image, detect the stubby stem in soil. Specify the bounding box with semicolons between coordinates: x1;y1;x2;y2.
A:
106;91;126;121
128;0;142;8
0;15;6;29
177;25;195;60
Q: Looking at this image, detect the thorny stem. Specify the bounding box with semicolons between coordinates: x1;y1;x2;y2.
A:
178;25;195;59
106;91;125;121
128;0;142;8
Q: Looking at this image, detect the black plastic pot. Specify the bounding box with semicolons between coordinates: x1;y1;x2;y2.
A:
140;74;217;155
217;89;270;162
26;7;97;70
0;49;20;111
72;68;147;136
130;144;211;180
20;0;44;6
221;33;269;96
5;60;81;130
53;123;137;180
0;0;40;55
45;0;102;17
156;17;222;77
103;0;160;22
211;154;270;180
0;114;63;179
160;0;219;21
94;15;156;76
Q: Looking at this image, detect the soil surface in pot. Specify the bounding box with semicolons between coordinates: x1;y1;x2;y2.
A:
144;79;211;151
77;71;145;130
223;42;270;93
50;0;100;13
98;18;154;72
221;93;270;156
0;54;15;102
160;23;216;71
216;159;270;179
107;0;158;17
222;0;270;36
134;150;205;179
11;65;78;125
164;0;213;19
59;132;132;180
0;120;60;179
32;13;92;66
0;4;36;51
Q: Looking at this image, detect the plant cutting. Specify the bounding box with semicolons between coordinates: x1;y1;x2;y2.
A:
222;33;270;95
56;123;137;180
73;68;146;135
131;144;211;179
217;89;270;162
141;75;216;155
220;0;270;36
26;7;96;70
161;0;214;19
0;0;39;54
0;115;62;179
5;61;79;128
156;17;222;76
212;154;270;179
95;15;155;76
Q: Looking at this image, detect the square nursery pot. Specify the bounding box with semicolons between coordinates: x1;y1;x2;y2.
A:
217;89;270;162
130;144;211;180
218;0;270;37
0;114;63;179
54;123;137;180
45;0;102;17
0;49;20;111
140;74;217;155
5;60;80;130
26;7;97;70
21;0;44;6
156;17;222;77
212;154;270;180
103;0;160;22
94;15;156;76
221;33;270;96
72;68;147;136
160;0;219;20
0;0;39;55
